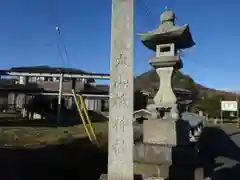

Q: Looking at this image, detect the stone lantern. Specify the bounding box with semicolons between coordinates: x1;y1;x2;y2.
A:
138;8;195;119
134;9;202;180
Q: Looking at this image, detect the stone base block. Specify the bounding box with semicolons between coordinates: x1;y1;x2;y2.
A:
143;119;176;145
194;168;204;180
99;174;144;180
134;143;171;164
99;173;166;180
143;119;190;146
134;163;169;179
144;178;164;180
134;143;199;166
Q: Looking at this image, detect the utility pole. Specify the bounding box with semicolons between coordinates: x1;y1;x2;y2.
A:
107;0;134;180
236;93;239;128
57;73;63;125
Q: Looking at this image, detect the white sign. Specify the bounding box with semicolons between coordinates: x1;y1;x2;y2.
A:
221;101;238;111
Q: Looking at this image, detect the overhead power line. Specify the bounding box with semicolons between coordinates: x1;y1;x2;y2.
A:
55;24;72;67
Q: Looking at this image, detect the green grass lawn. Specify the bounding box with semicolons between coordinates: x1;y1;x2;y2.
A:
0;121;109;148
0;117;109;179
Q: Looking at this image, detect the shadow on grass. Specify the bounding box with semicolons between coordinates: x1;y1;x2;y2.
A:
0;110;108;127
0;137;108;180
198;126;240;180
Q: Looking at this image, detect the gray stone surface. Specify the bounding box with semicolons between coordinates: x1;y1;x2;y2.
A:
107;0;134;180
143;119;190;146
144;177;164;180
156;43;175;57
134;143;172;164
99;174;144;180
134;163;169;179
153;67;177;109
138;9;195;51
134;143;199;165
194;168;204;180
149;43;181;119
149;56;181;68
143;119;176;145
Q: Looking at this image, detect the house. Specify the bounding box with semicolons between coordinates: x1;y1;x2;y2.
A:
0;66;109;112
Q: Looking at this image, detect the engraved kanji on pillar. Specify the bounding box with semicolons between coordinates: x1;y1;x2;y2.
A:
108;0;134;180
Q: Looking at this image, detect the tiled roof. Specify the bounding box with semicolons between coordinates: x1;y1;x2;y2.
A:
0;81;108;95
9;66;96;83
10;66;89;74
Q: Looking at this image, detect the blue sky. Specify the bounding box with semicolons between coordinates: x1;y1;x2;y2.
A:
0;0;239;90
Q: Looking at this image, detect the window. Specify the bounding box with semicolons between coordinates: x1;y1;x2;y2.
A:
160;46;171;52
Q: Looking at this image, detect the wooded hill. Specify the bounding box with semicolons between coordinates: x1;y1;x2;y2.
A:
135;69;239;118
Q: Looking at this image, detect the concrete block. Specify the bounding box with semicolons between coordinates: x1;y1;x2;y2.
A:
134;143;171;164
144;178;164;180
143;120;176;145
134;163;169;179
99;174;144;180
194;168;204;180
134;143;199;166
143;119;190;146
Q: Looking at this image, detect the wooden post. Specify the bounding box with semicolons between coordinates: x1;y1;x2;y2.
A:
71;78;76;109
13;93;16;110
57;74;63;125
220;98;223;124
236;93;239;128
72;78;76;90
24;76;29;119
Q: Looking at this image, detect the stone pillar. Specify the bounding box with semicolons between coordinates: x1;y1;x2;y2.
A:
106;0;134;180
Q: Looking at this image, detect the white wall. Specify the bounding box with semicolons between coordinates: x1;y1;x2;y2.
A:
84;99;102;111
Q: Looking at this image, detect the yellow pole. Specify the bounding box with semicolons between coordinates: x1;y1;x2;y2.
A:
78;94;99;146
72;89;93;142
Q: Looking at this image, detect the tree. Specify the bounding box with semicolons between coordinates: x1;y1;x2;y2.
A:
196;94;224;118
173;71;199;96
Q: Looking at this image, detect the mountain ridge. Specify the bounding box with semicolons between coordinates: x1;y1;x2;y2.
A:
135;69;236;95
135;69;238;117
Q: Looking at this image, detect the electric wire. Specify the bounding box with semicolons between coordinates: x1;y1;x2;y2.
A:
56;24;72;67
46;0;69;67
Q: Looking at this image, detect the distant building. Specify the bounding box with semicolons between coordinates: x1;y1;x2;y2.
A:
0;66;108;112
